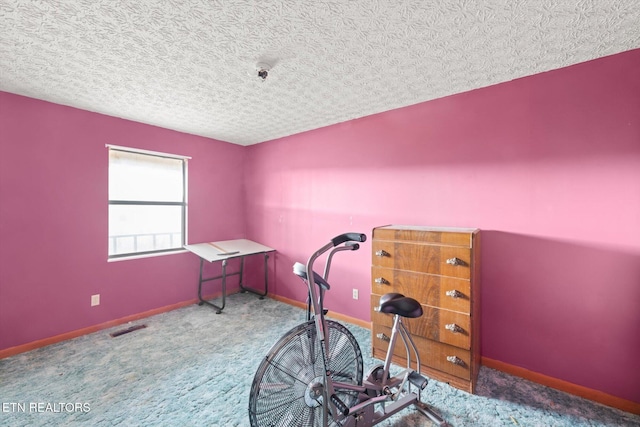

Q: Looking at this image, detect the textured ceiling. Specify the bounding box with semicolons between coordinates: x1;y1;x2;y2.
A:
1;1;639;146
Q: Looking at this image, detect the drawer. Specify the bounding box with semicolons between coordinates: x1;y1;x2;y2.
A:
372;324;471;380
371;294;471;349
371;266;471;314
373;226;475;247
372;241;472;279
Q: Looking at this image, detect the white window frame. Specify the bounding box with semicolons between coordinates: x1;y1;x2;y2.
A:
107;145;190;260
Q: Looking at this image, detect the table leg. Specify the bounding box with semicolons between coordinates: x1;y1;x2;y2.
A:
197;258;205;304
239;256;245;288
197;258;227;314
218;259;227;314
239;252;269;298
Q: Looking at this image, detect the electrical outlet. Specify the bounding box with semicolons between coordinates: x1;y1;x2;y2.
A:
91;294;100;306
352;289;358;300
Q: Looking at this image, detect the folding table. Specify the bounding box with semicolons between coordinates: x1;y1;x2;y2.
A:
184;239;275;313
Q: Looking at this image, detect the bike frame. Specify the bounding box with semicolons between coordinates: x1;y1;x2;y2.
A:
303;234;445;427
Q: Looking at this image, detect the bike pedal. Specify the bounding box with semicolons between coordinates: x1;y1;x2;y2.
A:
408;371;429;390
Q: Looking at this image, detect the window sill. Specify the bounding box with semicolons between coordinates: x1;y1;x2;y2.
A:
107;249;188;262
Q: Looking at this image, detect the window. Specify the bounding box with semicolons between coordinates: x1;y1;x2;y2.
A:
107;146;188;259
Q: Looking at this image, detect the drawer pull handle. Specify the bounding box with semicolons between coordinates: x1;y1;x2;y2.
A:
445;290;464;299
446;356;465;366
445;323;464;334
376;333;390;342
446;257;465;266
374;277;389;285
375;250;390;257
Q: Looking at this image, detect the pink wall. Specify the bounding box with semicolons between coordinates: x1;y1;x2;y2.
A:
244;49;640;402
0;92;247;351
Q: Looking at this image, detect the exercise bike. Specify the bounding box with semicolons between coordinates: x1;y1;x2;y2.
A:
249;233;446;427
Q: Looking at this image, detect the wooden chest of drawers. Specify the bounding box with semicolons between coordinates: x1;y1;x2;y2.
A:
371;225;480;393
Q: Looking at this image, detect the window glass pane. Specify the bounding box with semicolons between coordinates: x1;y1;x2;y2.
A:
109;150;183;202
108;205;182;256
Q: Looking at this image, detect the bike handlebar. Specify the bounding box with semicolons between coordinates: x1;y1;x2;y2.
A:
331;233;367;247
296;232;367;310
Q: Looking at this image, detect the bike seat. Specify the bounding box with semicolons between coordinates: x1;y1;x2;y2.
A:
293;262;330;290
378;293;423;318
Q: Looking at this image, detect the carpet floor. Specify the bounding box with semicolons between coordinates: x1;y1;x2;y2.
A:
1;292;638;426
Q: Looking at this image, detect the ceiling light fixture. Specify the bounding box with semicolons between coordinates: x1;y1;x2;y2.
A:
256;62;272;81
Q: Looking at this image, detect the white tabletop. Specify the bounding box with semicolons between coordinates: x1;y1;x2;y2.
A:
184;239;275;262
